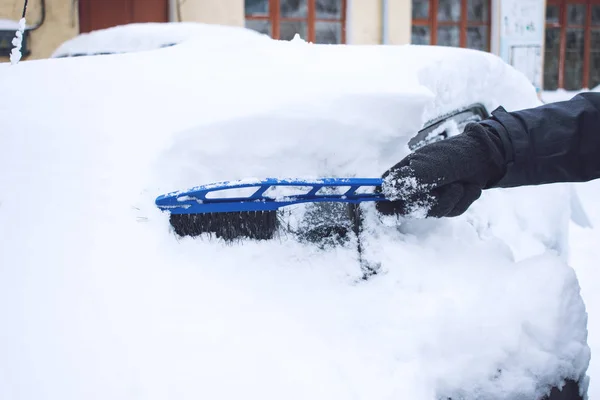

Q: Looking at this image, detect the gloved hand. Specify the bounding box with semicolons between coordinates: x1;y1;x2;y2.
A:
376;123;507;218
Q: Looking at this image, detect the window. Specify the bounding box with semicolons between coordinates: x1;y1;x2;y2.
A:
544;0;600;90
245;0;346;44
411;0;491;51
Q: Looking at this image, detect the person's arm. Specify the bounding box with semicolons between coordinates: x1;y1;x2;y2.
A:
377;92;600;218
481;92;600;188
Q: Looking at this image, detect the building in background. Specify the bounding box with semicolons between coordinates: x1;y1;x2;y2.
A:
410;0;545;93
411;0;492;52
1;0;599;91
0;0;412;62
244;0;349;43
408;0;600;92
544;0;600;91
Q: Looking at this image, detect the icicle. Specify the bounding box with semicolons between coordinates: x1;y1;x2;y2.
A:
10;18;26;65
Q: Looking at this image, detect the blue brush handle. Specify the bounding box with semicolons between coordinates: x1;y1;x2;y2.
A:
155;178;388;214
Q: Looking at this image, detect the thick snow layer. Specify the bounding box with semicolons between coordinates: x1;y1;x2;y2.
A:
542;90;587;104
542;93;600;399
50;22;271;58
569;181;600;400
542;86;600;103
0;18;22;30
0;30;590;400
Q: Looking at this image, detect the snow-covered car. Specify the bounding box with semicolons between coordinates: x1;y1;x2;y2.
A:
50;21;271;58
0;25;590;400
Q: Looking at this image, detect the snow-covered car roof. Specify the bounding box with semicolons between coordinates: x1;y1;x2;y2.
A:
51;22;271;58
0;30;590;400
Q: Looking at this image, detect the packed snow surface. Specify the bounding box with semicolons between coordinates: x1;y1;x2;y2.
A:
542;86;600;104
569;180;600;400
51;22;271;58
0;25;590;400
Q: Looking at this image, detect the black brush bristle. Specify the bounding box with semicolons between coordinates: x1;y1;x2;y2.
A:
169;211;279;241
296;201;352;248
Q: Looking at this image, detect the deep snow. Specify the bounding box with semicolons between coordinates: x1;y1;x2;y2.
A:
0;26;591;399
50;22;272;58
543;88;600;400
541;87;600;104
569;181;600;400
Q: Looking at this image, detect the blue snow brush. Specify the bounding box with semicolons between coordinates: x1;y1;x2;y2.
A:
156;178;387;214
156;177;389;241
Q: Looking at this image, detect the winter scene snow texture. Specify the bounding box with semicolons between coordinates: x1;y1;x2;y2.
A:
1;22;599;400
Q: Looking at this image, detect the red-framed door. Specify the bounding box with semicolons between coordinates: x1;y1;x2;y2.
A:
79;0;169;34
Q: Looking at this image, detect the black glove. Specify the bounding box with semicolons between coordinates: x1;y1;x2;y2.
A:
376;123;507;218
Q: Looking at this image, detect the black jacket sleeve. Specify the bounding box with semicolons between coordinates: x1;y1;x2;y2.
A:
480;92;600;188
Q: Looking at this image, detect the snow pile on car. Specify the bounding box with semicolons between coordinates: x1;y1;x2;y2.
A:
570;179;600;399
0;29;590;400
50;21;271;58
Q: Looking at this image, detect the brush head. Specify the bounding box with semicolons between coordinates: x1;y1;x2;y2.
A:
169;210;279;241
167;202;356;245
157;178;388;243
295;201;354;248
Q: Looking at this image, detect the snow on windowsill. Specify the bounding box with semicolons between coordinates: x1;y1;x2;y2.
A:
0;18;27;31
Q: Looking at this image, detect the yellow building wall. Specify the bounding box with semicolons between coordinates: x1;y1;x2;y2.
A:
389;0;411;45
178;0;244;26
348;0;411;45
348;0;380;44
0;0;79;62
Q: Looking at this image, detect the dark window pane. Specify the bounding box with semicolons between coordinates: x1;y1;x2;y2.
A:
437;25;460;46
592;5;600;26
565;28;584;90
438;0;461;22
544;27;560;90
315;21;342;43
316;0;342;19
245;0;268;15
590;30;600;88
468;0;488;22
412;0;430;19
281;0;307;18
280;20;307;40
467;25;488;51
567;4;585;25
546;5;559;24
411;25;430;44
245;19;271;36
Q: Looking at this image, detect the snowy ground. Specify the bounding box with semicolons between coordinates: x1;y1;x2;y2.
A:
570;181;600;400
543;88;600;399
0;26;593;400
541;87;599;104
